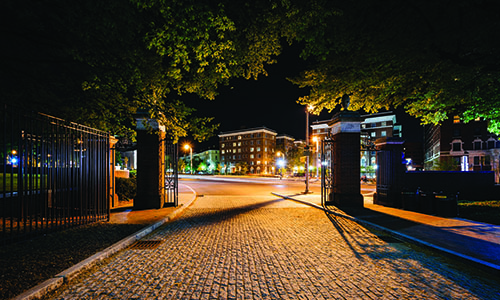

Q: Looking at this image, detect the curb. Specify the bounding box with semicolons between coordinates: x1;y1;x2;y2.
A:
13;190;198;300
271;192;500;276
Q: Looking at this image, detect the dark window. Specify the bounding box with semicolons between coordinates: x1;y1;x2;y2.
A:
474;141;482;150
452;142;461;151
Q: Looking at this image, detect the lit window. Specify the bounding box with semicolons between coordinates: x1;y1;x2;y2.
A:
370;132;376;137
453;116;460;123
381;131;387;137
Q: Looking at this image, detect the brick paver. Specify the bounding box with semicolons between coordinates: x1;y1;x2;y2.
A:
51;195;500;299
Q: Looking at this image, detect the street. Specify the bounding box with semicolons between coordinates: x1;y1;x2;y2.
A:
49;178;499;299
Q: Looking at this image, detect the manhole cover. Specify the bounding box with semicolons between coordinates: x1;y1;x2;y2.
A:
130;240;163;250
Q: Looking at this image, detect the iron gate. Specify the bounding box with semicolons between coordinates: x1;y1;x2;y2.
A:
164;138;178;207
1;104;110;244
321;136;334;206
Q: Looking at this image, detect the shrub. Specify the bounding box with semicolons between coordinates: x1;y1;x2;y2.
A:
458;201;500;225
115;177;136;201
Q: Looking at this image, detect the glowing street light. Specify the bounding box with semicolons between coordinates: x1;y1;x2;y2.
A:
183;144;193;174
276;151;286;178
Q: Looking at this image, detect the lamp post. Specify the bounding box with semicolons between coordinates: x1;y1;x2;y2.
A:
183;144;193;174
305;105;314;194
312;136;319;179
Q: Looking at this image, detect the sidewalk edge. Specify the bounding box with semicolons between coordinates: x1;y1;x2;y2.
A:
271;192;500;276
12;190;197;300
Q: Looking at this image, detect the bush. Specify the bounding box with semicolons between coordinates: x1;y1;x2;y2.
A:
115;177;136;201
458;201;500;225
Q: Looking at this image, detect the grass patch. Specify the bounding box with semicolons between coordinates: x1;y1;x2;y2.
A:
0;173;47;192
458;200;500;225
0;222;146;299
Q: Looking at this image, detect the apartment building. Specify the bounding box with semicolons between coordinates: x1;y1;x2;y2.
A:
276;134;295;154
424;116;500;181
219;127;277;174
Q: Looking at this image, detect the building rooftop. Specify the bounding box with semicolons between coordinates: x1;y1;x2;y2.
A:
218;126;277;137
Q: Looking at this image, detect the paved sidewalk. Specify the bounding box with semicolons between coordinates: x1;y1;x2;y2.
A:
109;185;197;225
13;184;197;300
281;193;500;274
16;188;500;299
43;194;500;299
362;203;500;270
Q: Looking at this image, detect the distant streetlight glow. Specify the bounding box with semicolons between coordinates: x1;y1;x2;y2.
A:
183;144;193;174
276;151;286;177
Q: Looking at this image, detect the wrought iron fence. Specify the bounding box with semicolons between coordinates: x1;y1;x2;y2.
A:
321;136;334;206
1;104;110;244
164;138;178;207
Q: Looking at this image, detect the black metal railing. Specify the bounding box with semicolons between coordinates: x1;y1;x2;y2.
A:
321;137;334;206
1;104;110;244
164;138;178;207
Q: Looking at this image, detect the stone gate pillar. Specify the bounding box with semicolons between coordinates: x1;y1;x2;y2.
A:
374;137;406;207
331;111;364;207
134;117;166;210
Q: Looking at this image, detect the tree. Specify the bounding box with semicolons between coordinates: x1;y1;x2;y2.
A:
1;0;322;142
290;0;500;134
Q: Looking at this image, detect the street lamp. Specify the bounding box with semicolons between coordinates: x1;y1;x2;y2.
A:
276;151;286;178
183;144;193;174
312;136;319;179
304;104;314;194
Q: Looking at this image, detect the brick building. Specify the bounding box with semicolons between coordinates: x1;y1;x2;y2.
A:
219;127;277;174
276;134;295;153
424;116;500;182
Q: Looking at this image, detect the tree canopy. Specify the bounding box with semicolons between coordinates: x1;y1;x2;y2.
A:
1;0;313;141
291;0;500;133
2;0;500;139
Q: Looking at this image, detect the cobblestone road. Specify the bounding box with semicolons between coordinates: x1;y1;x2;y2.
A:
51;195;500;299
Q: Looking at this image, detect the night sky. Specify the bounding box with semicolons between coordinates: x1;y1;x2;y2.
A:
185;44;333;151
184;43;423;152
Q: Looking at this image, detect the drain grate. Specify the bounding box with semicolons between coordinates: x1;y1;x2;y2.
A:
130;240;163;250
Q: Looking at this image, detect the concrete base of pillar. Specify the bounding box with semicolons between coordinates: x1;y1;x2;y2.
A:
324;192;364;208
332;193;364;208
134;194;165;210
